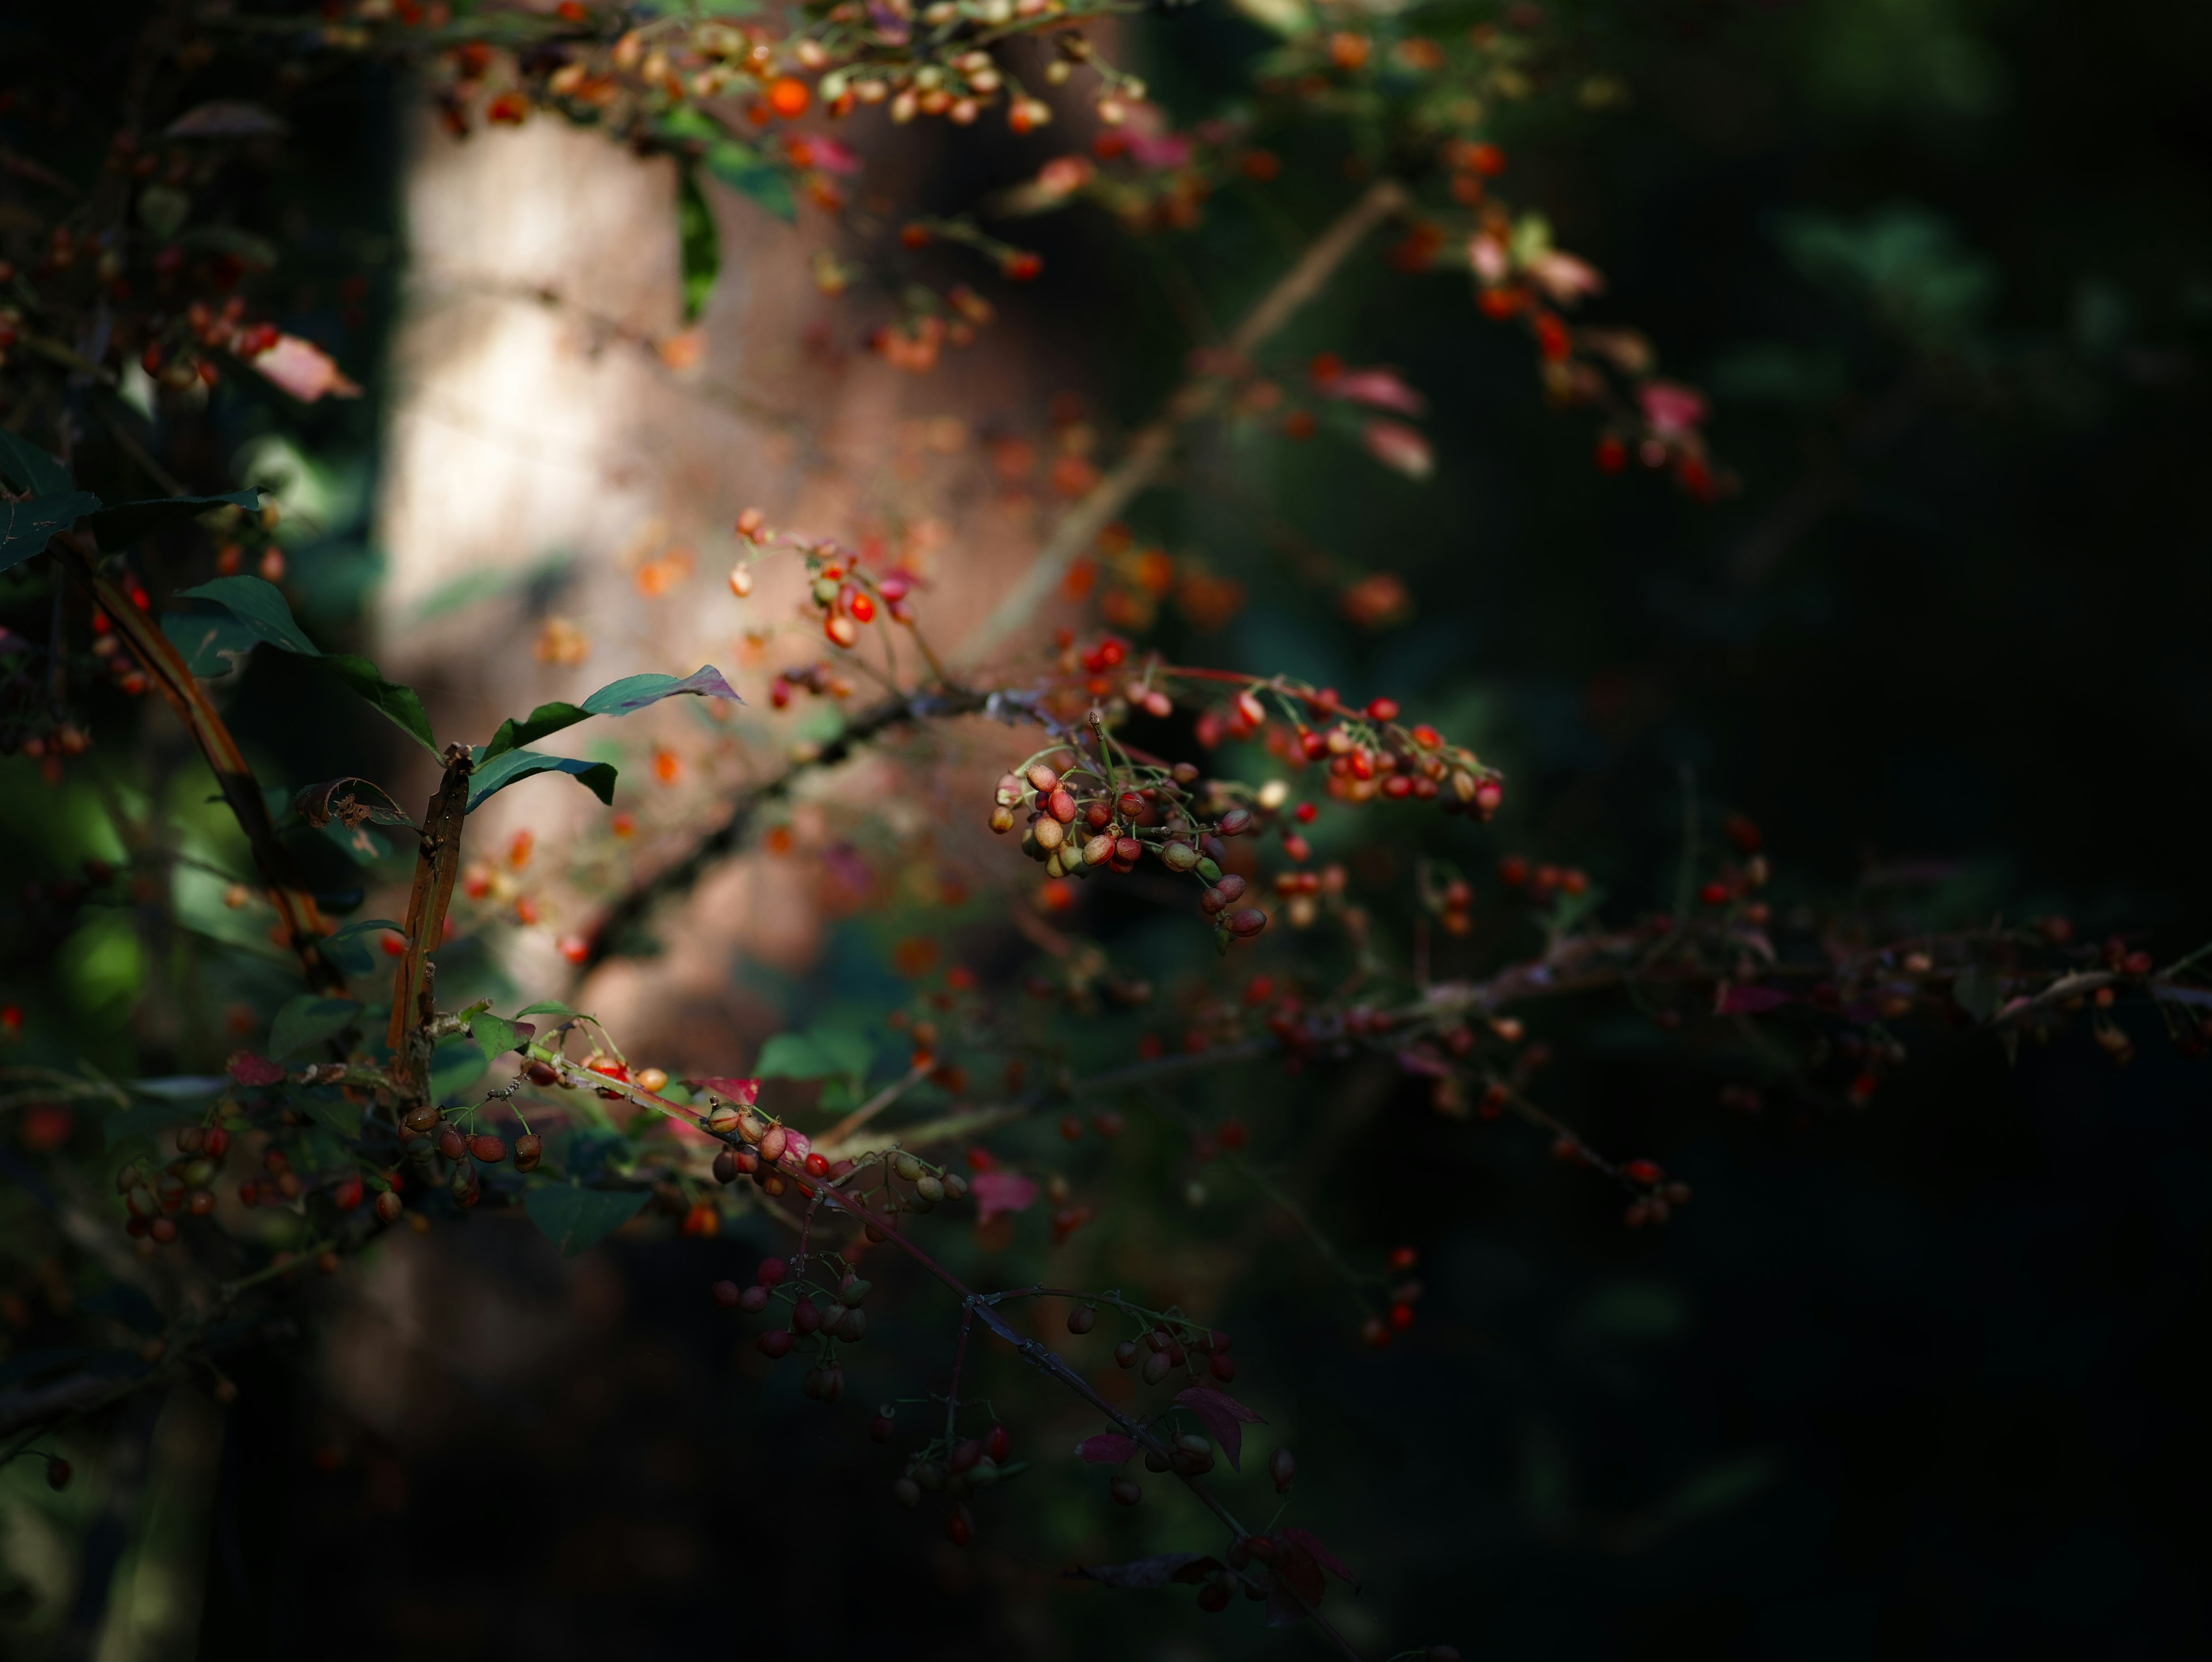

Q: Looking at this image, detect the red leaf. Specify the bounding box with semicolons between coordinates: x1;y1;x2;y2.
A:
689;1076;760;1106
1274;1527;1357;1588
1072;1553;1221;1588
970;1169;1037;1225
1717;984;1792;1016
1174;1385;1266;1471
1075;1433;1139;1465
225;1050;285;1088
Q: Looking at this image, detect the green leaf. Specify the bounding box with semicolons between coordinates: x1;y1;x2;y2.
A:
322;918;402;976
270;994;363;1058
480;666;741;762
698;140;795;224
170;577;438;753
468;1012;528;1058
2;491;102;571
84;490;262;552
524;1186;649;1256
161;607;263;677
756;1027;873;1088
676;164;719;323
429;1040;488;1104
323;654;440;754
467;748;618;812
517;1000;578;1020
0;430;76;496
172;575;322;653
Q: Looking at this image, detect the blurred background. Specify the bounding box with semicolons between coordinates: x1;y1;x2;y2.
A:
3;1;2208;1657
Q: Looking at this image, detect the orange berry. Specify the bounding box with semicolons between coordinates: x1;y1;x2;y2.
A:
766;77;810;119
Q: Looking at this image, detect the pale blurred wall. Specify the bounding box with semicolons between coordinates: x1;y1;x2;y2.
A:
372;109;1064;1062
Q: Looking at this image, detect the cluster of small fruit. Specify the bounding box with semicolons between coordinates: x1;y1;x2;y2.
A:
729;508;923;652
991;756;1270;943
395;1094;543;1212
714;1252;873;1400
115;1123;233;1248
1193;684;1503;818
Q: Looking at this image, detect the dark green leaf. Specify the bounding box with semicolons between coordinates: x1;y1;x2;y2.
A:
1;491;101;570
430;1040;488;1105
699;141;796;224
171;577;437;752
160;607;262;677
468;1012;530;1058
172;575;320;654
0;430;75;496
84;490;260;552
480;666;741;762
517;1000;579;1020
479;701;589;763
756;1027;873;1087
321;918;403;977
676;164;719;323
582;665;741;716
524;1186;649;1257
467;748;618;811
324;654;440;755
270;994;363;1058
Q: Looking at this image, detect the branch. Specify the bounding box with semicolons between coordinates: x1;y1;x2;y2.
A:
952;177;1410;672
54;533;345;993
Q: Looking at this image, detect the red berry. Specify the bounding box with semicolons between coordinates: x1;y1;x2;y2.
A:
757;1257;787;1286
1209;1353;1237;1383
1699;881;1730;906
1388;1301;1414;1330
986;1422;1010;1463
757;1330;793;1359
945;1503;974;1545
1365;697;1399;722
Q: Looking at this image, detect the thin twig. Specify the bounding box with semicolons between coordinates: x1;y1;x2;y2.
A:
953;177;1410;672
